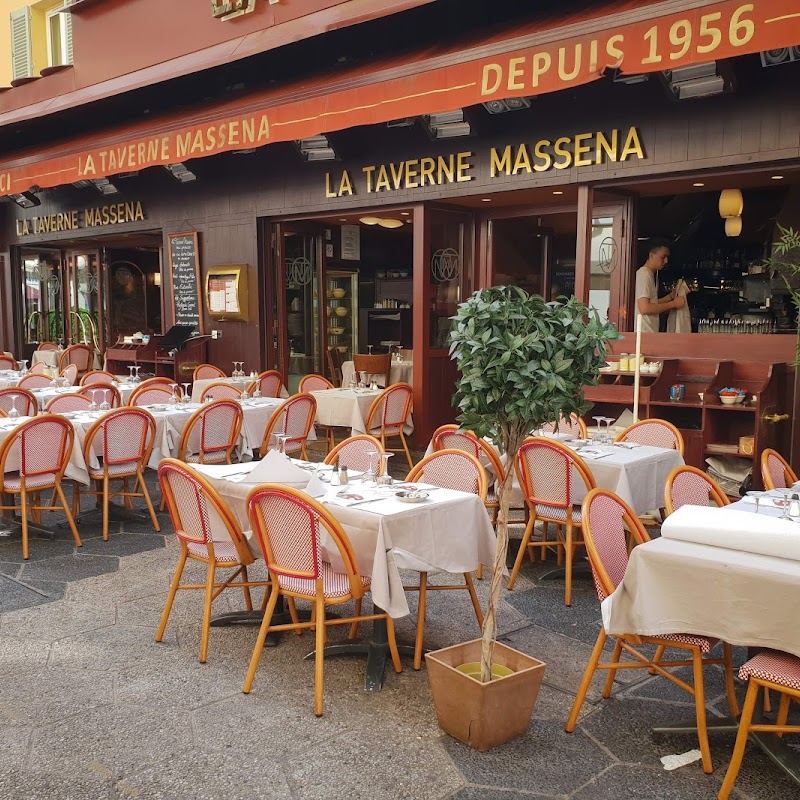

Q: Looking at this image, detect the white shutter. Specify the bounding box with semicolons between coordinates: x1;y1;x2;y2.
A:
10;7;32;80
63;12;73;65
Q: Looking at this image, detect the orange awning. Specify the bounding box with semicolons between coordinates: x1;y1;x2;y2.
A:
1;0;798;195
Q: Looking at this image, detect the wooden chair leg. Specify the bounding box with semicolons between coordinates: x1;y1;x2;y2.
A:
398;431;413;471
243;586;281;693
156;548;188;642
691;647;713;774
566;628;607;732
386;614;402;673
564;520;574;606
718;678;761;799
349;598;362;639
476;563;483;580
139;470;161;532
199;559;216;663
776;692;791;735
123;476;133;510
602;638;624;698
463;572;484;628
413;572;428;670
314;596;326;716
649;644;666;675
102;474;110;541
723;642;740;718
763;687;773;713
241;565;253;611
507;514;536;590
20;487;29;561
56;482;82;548
287;597;302;633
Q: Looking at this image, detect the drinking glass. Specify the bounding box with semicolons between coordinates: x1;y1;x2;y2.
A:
19;359;28;375
169;384;179;405
348;379;356;390
8;395;19;419
358;371;368;389
88;389;99;412
132;366;142;384
252;383;262;400
775;490;793;522
600;417;615;444
99;390;111;412
592;416;603;443
377;453;394;486
238;362;245;380
181;383;191;405
127;365;136;384
232;362;238;380
745;490;764;514
362;451;379;487
367;345;373;355
276;433;291;458
240;382;250;401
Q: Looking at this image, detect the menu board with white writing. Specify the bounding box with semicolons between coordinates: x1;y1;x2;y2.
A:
168;232;202;331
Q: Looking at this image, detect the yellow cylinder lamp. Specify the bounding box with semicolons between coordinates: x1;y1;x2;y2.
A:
725;216;742;237
718;189;743;218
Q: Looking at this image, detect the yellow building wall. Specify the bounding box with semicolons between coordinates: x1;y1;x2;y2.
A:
0;0;66;86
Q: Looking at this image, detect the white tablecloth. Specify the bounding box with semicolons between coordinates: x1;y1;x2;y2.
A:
191;377;289;403
193;463;495;618
31;350;102;370
341;361;413;388
602;526;800;659
311;388;413;437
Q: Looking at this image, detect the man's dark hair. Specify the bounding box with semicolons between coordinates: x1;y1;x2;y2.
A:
648;239;671;255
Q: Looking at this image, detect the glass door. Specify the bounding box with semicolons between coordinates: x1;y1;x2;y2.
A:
64;249;103;350
20;247;64;350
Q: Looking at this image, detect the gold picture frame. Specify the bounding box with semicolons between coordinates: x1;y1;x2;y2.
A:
205;265;249;322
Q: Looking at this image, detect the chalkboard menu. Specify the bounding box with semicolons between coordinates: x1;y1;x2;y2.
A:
168;232;203;331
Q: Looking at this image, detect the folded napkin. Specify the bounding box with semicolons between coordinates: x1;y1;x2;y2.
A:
661;504;800;562
303;474;327;498
240;449;310;485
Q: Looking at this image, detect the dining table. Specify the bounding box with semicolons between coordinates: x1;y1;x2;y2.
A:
311;387;413;437
190;377;289;403
341;360;413;388
603;499;800;786
190;459;495;689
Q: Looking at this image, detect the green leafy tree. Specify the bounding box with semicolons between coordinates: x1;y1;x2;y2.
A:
449;286;620;682
763;224;800;364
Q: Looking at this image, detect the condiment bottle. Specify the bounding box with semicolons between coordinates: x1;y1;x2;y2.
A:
790;493;800;519
338;464;349;485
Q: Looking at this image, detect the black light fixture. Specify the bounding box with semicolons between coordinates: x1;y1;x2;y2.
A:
482;97;532;114
164;163;197;182
296;135;337;161
386;117;416;128
92;178;118;194
607;67;649;85
760;47;800;67
423;109;472;138
10;191;40;208
661;62;728;100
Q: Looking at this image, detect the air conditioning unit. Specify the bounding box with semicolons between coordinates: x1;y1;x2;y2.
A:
760;47;800;67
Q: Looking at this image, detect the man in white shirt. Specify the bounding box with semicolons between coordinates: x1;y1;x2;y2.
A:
635;243;685;333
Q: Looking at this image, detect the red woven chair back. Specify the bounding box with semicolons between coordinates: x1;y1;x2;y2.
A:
761;448;796;490
516;438;594;511
0;355;17;370
0;387;38;416
616;419;684;454
324;435;383;471
193;364;226;381
367;383;412;435
199;381;242;402
18;374;52;391
264;394;316;455
58;344;94;373
254;370;284;398
37;342;59;351
81;370;116;386
46;393;93;413
299;374;334;392
540;413;587;438
29;362;48;375
0;415;73;479
129;385;175;406
666;465;729;514
181;399;242;462
80;383;121;408
84;407;154;469
407;449;487;499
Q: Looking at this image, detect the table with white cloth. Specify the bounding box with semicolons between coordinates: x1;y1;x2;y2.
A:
191;377;289;403
311;388;413;437
341;360;413;388
0;371;23;390
31;349;102;370
30;383;135;411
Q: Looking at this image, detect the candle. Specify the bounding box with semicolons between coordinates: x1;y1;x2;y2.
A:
632;314;643;423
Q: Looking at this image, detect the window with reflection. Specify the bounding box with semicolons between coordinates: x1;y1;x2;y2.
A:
22;252;63;345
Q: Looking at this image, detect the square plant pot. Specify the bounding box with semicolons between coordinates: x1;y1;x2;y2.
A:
425;638;546;752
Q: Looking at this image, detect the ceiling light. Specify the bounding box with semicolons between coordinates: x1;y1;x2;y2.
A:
165;163;196;183
377;219;404;229
359;217;381;226
10;191;40;208
400;211;410;216
481;198;491;202
552;190;564;195
92;178;118;194
725;216;742;237
760;47;800;68
424;109;471;139
693;182;705;187
339;218;347;222
296;135;337;162
719;189;743;218
771;175;784;180
482;97;532;114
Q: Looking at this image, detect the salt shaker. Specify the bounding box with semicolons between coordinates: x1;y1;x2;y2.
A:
338;464;349;485
330;468;340;487
790;493;800;520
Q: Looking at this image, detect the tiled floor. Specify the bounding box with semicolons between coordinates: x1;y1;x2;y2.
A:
0;459;797;799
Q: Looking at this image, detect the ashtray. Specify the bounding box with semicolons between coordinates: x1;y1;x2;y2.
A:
395;491;429;503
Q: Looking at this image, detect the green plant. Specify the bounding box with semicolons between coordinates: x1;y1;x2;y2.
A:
763;224;800;363
449;286;619;682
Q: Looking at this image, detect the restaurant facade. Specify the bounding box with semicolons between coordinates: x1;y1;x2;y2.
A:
0;0;799;474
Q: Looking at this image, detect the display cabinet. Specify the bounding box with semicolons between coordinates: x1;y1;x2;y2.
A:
326;270;358;368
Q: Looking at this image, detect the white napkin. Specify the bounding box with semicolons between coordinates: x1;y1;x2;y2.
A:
240;449;309;485
303;474;327;498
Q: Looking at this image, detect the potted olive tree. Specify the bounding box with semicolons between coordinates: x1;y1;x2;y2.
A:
425;286;619;751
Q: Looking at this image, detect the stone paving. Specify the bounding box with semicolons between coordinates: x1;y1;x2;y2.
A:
0;457;797;799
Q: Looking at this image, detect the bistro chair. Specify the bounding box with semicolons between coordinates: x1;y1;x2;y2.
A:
60;364;79;385
760;448;797;490
0;415;82;559
136;377;174;389
540;412;588;438
365;383;413;470
78;407;160;541
243;484;402;716
80;369;117;386
404;449;486;669
508;437;596;606
248;370;284;399
29;362;48;375
0;355;17;370
719;650;800;799
193;364;226;381
177;399;243;464
259;393;316;459
615;418;685;456
299;374;336;451
0;387;38;417
566;488;740;775
199;381;242;402
79;383;122;408
156;459;270;663
324;435;383;472
18;374;53;391
46;393;93;414
664;465;730;516
326;347;343;387
353;353;392;387
129;383;175;407
58;343;94;376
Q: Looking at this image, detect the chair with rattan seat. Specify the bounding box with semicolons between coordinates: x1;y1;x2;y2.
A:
247;370;284;398
157;458;271;663
18;374;52;391
0;415;82;559
664;465;730;516
760;448;797;490
0;354;17;370
719;650;800;798
243;483;402;715
615;418;685;455
29;362;48;375
199;381;242;402
324;434;383;472
299;374;336;451
36;342;59;351
0;387;38;417
178;399;243;464
193;364;226;381
58;343;94;377
365;383;413;470
79;383;122;408
540;412;588;438
566;488;739;775
352;353;392;387
128;383;175;407
77;407;160;541
60;364;79;385
404;449;487;669
508;437;596;605
80;369;117;386
46;393;94;414
259;393;317;459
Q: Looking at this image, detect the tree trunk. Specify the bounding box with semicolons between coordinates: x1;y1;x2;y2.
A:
480;425;525;683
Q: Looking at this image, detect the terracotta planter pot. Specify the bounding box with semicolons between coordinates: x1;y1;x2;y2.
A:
425;638;546;752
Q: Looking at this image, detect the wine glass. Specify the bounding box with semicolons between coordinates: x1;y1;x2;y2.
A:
775;490;793;522
8;394;19;419
19;359;28;375
377;453;394;486
181;383;191;405
88;389;99;412
132;366;142;384
358;371;367;389
600;417;615;444
127;365;136;384
367;345;373;355
231;362;239;380
99;389;111;412
591;416;603;443
252;382;262;400
746;490;765;514
362;451;379;487
169;384;179;405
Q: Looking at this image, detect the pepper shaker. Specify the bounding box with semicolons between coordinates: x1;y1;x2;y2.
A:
338;464;349;485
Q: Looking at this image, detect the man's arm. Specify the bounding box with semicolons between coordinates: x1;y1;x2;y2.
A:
637;292;685;316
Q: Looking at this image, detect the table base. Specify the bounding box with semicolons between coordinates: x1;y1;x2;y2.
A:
210;602;314;649
73;502;148;526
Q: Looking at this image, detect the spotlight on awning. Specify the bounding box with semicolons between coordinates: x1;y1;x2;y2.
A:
92;178;119;195
482;97;532;114
662;62;728;100
607;68;649;85
71;180;93;189
296;135;337;162
760;47;800;67
165;163;197;182
10;191;40;208
423;110;472;138
386;118;416;128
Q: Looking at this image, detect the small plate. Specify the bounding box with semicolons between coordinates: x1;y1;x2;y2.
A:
149;404;167;411
395;491;429;503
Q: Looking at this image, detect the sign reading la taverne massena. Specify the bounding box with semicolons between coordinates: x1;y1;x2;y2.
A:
15;200;145;237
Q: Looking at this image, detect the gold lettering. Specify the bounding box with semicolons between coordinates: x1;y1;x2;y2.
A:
102;206;110;225
362;165;376;193
512;144;532;175
553;136;573;169
606;34;625;62
228;120;239;146
99;151;108;172
437;155;454;184
137;142;146;165
80;154;96;176
531;52;551;87
242;117;255;144
149;139;162;162
481;63;503;96
109;204;118;224
190;130;205;154
419;157;436;186
16;220;23;236
206;125;216;151
596;130;618;163
558;44;582;81
589;39;598;74
70;210;79;228
161;137;170;160
490;146;512;177
389;161;404;190
0;172;10;193
339;170;353;196
507;56;526;90
176;133;191;160
405;159;419;188
134;201;144;221
620;126;644;160
124;202;134;221
325;172;337;198
257;114;269;141
533;139;552;172
573;133;593;166
374;164;390;192
456;151;473;182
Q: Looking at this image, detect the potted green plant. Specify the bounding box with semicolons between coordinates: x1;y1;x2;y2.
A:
425;286;619;751
763;224;800;361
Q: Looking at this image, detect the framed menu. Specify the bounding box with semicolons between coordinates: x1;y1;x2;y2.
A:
206;265;249;321
168;232;203;331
